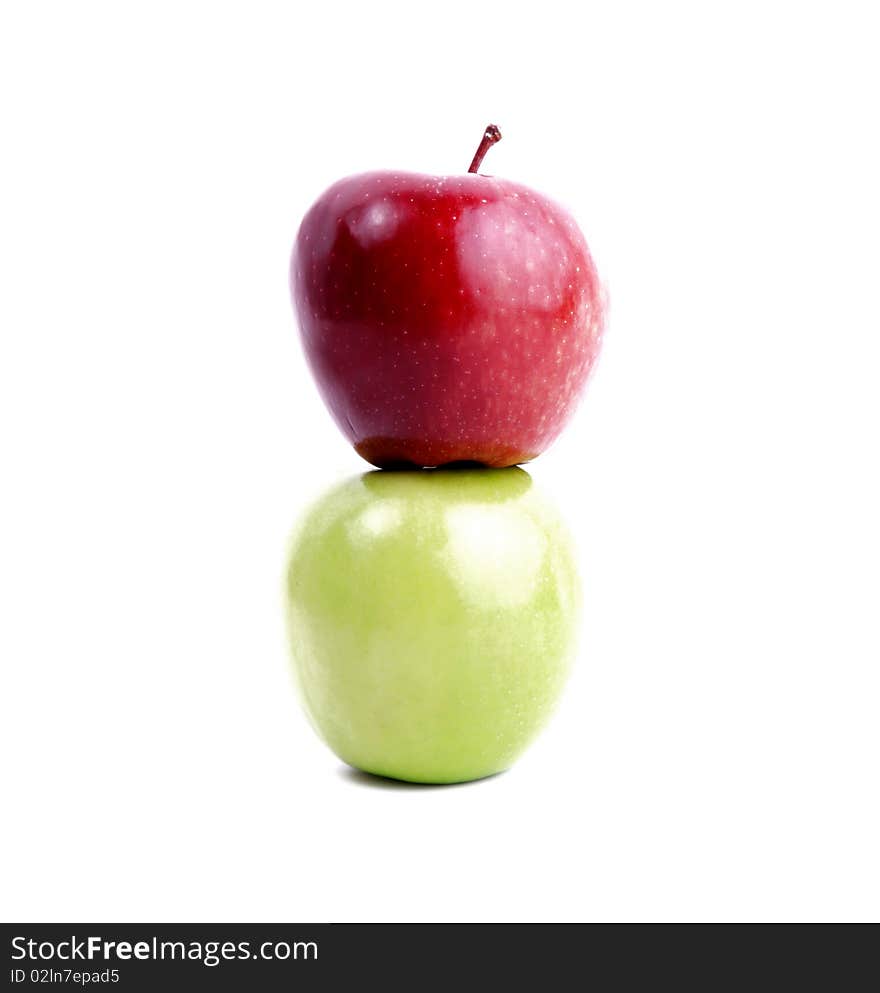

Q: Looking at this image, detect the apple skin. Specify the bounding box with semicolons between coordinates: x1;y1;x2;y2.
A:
291;170;605;468
285;468;580;784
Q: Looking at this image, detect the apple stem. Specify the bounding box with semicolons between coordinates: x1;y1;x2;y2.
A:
467;124;502;174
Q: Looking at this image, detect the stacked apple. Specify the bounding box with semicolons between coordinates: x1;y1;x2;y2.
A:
287;126;606;783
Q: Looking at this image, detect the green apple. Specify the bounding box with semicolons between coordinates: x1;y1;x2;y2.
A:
285;468;579;784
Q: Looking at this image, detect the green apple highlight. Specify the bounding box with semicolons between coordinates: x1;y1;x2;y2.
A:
285;468;580;784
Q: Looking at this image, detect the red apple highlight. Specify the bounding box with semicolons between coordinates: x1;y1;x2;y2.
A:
291;125;605;468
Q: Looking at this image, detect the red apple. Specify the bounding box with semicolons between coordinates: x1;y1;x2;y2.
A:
290;125;605;468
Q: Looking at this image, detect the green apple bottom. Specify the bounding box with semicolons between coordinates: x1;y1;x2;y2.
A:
286;468;579;784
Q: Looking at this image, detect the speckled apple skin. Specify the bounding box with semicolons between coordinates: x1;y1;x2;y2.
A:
291;171;605;468
285;468;580;784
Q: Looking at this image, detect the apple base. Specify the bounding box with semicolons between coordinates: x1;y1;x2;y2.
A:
344;761;509;787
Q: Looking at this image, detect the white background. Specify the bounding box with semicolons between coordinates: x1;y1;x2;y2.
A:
2;1;878;923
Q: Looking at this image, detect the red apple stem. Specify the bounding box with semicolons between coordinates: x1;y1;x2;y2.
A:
467;124;502;173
